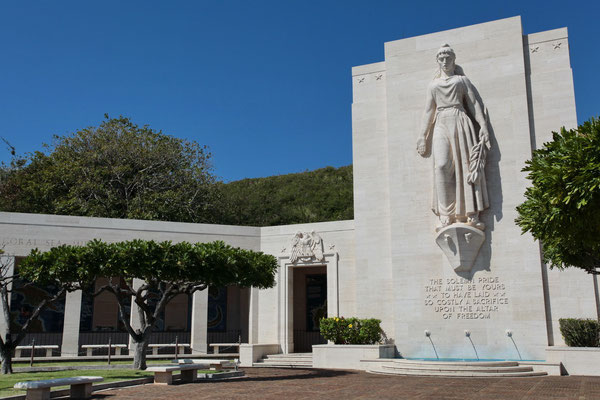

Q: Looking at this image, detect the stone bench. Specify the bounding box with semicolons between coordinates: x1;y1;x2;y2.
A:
147;343;190;355
146;363;208;385
209;343;240;354
81;344;127;356
14;376;103;400
15;345;59;358
174;358;237;371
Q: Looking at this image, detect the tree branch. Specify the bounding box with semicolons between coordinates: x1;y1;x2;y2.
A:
103;284;140;341
14;288;67;346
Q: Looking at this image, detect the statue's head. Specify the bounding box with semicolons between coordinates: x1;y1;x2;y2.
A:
436;44;456;59
436;44;456;75
434;44;464;78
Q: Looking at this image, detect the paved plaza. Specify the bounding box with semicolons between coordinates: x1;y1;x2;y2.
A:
93;368;600;399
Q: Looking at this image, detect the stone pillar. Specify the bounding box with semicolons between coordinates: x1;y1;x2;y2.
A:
0;256;15;341
248;287;259;344
190;288;208;354
61;290;82;357
239;287;250;343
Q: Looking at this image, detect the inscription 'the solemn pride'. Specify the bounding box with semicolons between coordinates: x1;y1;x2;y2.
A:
424;276;509;320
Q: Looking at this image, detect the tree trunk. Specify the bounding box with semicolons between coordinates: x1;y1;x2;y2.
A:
1;346;13;374
132;339;149;370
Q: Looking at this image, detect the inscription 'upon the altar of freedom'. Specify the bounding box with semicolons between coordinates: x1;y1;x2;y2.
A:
424;276;509;320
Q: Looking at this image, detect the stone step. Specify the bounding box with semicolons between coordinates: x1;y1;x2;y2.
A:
252;362;312;368
259;358;312;363
264;353;312;359
254;352;313;368
368;367;547;378
381;364;534;373
255;360;312;366
391;359;519;367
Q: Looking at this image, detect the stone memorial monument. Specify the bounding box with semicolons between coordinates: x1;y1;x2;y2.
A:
351;16;587;361
417;44;491;272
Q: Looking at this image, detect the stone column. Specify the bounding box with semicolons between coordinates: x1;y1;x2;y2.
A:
128;278;144;352
0;256;15;341
239;287;250;343
248;287;259;344
61;290;82;357
190;288;208;354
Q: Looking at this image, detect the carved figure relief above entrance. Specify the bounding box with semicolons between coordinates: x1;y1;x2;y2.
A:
290;231;324;263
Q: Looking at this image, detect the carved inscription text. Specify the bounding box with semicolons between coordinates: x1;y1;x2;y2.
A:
424;276;509;320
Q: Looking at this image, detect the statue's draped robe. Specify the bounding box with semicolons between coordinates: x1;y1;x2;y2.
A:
428;75;489;219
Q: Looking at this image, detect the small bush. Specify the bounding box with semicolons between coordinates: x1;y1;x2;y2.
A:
559;318;600;347
320;317;382;345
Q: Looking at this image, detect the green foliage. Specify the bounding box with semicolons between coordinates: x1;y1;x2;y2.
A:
20;239;278;369
0;115;353;226
21;239;278;291
100;239;278;289
0;115;353;227
19;240;109;289
217;165;353;226
559;318;600;347
319;317;382;345
0;116;218;223
515;118;600;274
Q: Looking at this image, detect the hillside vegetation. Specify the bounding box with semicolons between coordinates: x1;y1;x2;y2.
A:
0;117;353;227
217;165;353;226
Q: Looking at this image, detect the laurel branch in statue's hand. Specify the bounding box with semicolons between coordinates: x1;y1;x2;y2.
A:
417;136;427;156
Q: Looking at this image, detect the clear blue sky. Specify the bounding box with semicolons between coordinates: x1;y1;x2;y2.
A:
0;0;597;182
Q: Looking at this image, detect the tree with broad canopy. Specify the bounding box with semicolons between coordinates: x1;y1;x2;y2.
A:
0;115;219;223
0;244;99;374
516;117;600;275
21;239;278;370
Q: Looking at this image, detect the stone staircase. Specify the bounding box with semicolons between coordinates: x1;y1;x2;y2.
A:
253;353;313;368
367;359;548;377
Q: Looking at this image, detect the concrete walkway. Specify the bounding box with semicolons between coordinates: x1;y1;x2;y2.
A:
94;367;600;399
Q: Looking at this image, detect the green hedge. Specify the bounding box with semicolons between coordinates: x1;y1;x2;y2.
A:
559;318;600;347
319;317;382;345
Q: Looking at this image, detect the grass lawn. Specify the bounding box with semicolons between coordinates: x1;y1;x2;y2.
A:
0;368;154;397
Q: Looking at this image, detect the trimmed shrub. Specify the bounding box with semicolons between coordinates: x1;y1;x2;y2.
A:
320;317;382;345
559;318;600;347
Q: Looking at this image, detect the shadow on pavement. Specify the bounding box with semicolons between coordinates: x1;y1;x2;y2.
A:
202;368;354;383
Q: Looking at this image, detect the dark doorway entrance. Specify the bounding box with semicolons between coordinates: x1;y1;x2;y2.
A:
293;267;327;352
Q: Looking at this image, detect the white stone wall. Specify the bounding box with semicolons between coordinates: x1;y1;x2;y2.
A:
0;212;261;256
258;220;355;348
351;61;396;339
525;28;578;148
0;211;263;356
0;211;356;353
386;16;546;360
522;28;598;346
350;16;595;360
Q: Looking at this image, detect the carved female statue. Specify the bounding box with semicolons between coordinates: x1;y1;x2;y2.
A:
417;44;490;231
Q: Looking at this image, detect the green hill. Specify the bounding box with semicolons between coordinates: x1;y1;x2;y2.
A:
217;165;353;226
